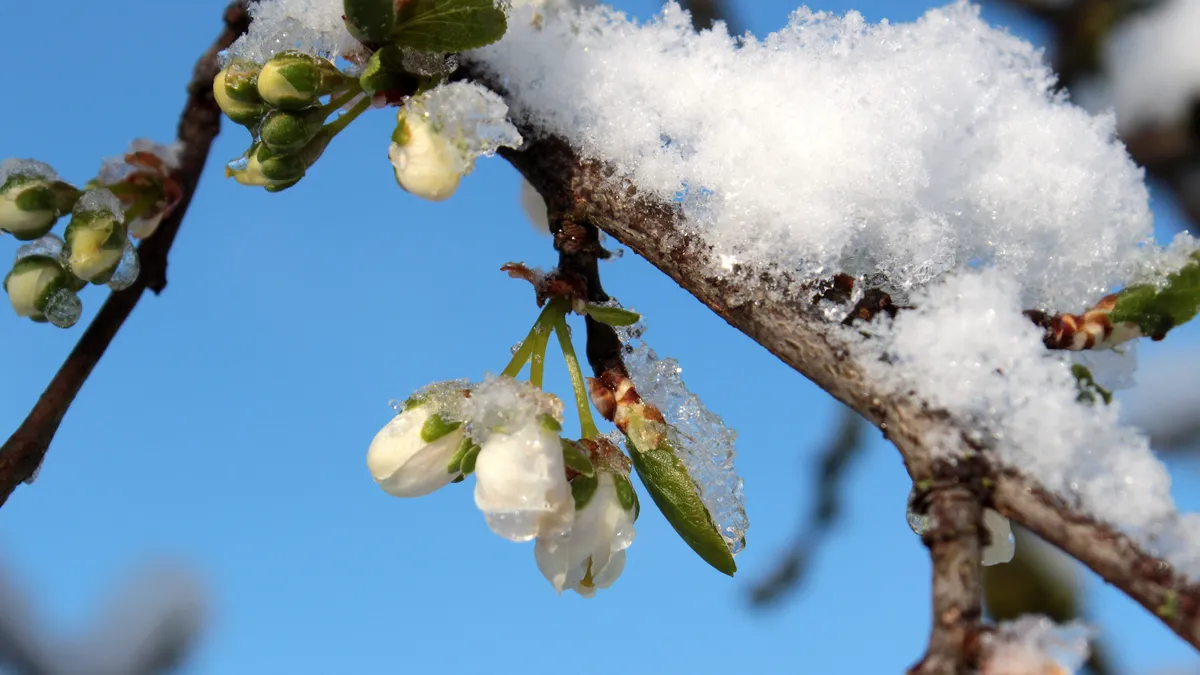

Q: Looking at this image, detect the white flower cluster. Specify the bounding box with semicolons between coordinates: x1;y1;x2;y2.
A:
367;377;636;597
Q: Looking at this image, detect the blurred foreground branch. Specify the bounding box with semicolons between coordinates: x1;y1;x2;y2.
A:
0;1;252;505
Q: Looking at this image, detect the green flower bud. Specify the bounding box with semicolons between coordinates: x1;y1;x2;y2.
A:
222;58;263;103
226;133;333;191
259;107;327;154
63;190;127;284
0;171;78;241
4;255;81;327
213;67;268;127
257;51;346;110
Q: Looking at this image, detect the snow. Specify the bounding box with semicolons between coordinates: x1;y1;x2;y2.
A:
223;0;361;65
982;616;1092;675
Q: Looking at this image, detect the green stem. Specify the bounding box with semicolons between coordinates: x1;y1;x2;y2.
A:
319;86;364;119
323;95;371;139
554;315;601;439
501;300;567;379
529;323;551;388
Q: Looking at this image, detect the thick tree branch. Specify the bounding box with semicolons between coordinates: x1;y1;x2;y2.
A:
478;62;1200;655
0;1;251;506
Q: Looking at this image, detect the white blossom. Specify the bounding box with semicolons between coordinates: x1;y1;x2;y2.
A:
535;471;636;597
367;404;465;498
473;417;573;541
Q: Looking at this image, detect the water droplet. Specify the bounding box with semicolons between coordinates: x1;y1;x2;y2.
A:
43;288;81;329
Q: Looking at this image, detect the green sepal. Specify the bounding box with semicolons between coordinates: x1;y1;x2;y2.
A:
343;0;397;45
14;184;55;214
359;45;420;97
392;0;508;53
260;107;327;154
627;434;736;576
1110;252;1200;340
614;473;640;519
50;182;82;215
1070;364;1113;405
540;414;563;433
459;442;482;475
258;51;346;110
264;177;303;193
561;439;595;477
223;59;264;103
421;413;462;443
584;304;642;327
446;436;474;474
570;473;600;512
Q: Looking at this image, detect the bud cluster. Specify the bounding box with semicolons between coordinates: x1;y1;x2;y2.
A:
2;141;178;328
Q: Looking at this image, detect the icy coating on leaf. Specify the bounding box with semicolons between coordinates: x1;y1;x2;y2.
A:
474;2;1160;311
401;82;524;177
223;0;362;65
617;320;748;555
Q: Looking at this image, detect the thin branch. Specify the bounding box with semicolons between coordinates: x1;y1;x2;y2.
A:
0;1;252;506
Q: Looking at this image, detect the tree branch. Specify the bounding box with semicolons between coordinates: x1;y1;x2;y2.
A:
480;64;1200;655
0;1;251;506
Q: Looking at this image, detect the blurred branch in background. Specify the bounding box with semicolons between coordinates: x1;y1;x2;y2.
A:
678;0;744;33
983;527;1115;675
993;0;1200;230
749;405;868;607
0;558;207;675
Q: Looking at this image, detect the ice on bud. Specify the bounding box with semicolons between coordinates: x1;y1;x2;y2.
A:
982;508;1016;566
222;58;263;103
465;377;572;541
535;470;637;597
0;159;76;240
4;255;79;327
213;67;268;127
257;51;345;110
981;617;1093;675
388;82;522;201
63;189;127;284
106;240;140;291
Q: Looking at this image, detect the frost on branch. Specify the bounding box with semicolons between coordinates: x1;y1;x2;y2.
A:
981;616;1092;675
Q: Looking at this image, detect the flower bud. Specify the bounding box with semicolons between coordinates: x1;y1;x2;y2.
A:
257;51;346;110
473;413;574;542
388;112;462;201
4;255;81;327
367;404;467;498
0;161;78;241
222;58;263;103
213;67;268;127
535;470;638;597
259;107;327;154
226;138;329;192
63;189;127;284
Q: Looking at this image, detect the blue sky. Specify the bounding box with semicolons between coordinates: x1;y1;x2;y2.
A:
1;1;1198;673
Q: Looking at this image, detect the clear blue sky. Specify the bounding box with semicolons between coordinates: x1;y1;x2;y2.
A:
2;1;1198;673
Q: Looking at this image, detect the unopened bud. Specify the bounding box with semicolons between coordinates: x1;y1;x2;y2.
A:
259;107;327;154
257;51;346;110
226;133;332;192
389;113;462;201
222;58;263;103
213;67;267;127
63;190;127;284
4;255;81;327
0;163;78;240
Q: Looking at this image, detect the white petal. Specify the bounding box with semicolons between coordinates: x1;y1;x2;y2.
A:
367;407;464;498
982;508;1016;566
474;424;573;541
534;536;569;593
590;549;626;590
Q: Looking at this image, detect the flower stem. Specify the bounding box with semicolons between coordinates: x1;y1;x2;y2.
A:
319;86;364;119
323;95;371;139
554;315;601;439
529;324;552;388
501;300;567;379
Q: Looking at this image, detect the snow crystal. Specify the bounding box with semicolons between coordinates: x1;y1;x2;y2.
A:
223;0;361;65
0;158;58;185
617;320;748;555
75;188;123;220
403;82;524;176
462;375;564;444
475;2;1158;311
982;616;1092;675
859;271;1200;577
1104;0;1200;130
14;234;64;265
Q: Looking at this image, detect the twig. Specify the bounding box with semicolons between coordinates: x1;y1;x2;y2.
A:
0;1;252;506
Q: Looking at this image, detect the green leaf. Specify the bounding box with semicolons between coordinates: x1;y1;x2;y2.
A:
561;439;595;477
392;0;508;53
359;44;419;96
584;304;642;327
628;436;736;576
1110;252;1200;340
570;473;600;511
421;413;462;443
460;443;482;475
344;0;397;44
